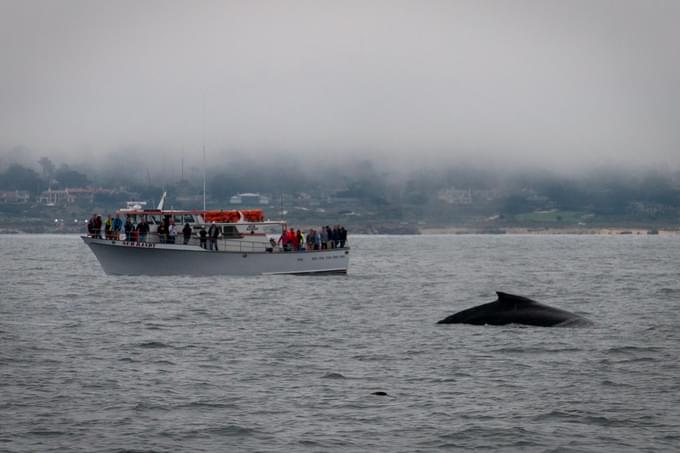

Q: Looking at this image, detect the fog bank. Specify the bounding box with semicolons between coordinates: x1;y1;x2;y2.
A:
1;0;679;170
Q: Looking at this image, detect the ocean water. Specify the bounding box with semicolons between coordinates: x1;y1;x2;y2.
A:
1;234;679;452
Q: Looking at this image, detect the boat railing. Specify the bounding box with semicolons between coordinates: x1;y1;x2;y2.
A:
217;237;270;253
211;238;350;253
142;233;271;252
86;232;348;253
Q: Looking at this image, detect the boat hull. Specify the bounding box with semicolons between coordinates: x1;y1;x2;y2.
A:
82;236;350;276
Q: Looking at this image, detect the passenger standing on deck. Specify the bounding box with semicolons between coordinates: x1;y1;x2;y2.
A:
104;215;113;239
327;226;334;249
168;220;176;244
298;229;305;251
182;223;192;245
94;215;103;239
157;220;166;243
113;214;123;240
208;221;219;251
306;228;314;250
130;223;139;242
321;226;328;249
288;228;297;251
314;229;321;250
199;226;207;249
137;218;149;242
278;227;289;251
124;217;133;241
332;226;339;248
88;214;97;237
339;226;347;248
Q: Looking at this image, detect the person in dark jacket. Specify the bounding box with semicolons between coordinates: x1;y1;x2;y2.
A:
157;221;166;243
137;218;149;242
208;222;219;251
94;215;103;239
199;226;207;249
124;217;133;241
87;214;97;237
339;226;347;248
182;223;192;245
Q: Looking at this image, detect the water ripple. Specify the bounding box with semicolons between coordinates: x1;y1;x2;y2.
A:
1;234;679;452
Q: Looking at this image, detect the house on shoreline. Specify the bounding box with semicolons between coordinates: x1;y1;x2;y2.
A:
0;190;30;204
38;187;115;206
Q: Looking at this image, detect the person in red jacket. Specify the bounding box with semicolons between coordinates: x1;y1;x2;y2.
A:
288;228;298;251
278;227;290;252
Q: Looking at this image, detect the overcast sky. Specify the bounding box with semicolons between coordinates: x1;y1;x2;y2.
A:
1;0;679;170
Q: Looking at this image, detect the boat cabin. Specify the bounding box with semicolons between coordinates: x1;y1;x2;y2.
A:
115;207;285;249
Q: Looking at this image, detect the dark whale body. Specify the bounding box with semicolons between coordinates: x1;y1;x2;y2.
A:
437;292;590;327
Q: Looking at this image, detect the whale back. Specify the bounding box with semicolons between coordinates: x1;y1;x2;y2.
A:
437;292;589;327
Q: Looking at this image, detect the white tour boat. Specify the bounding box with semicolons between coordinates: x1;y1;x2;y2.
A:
81;196;350;276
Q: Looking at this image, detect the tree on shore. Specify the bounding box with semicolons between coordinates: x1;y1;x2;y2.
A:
38;157;56;183
0;164;43;193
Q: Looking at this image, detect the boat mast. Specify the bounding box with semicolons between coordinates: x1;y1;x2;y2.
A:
202;100;207;211
202;143;206;211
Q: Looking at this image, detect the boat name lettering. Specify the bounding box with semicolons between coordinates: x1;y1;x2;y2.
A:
122;241;155;248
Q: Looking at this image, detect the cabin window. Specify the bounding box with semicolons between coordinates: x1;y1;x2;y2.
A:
261;224;281;235
221;226;241;239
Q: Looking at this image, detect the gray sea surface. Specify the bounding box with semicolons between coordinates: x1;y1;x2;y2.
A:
1;234;679;452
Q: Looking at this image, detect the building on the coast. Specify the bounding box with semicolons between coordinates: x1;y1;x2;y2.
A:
0;190;30;204
38;187;114;206
437;187;472;205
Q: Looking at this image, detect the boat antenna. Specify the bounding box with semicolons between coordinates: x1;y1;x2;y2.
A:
180;147;184;180
202;100;207;211
202;144;206;211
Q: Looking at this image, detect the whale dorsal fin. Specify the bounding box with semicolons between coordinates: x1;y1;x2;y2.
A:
496;292;536;305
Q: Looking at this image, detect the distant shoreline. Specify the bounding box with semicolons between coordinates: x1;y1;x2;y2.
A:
418;227;680;235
